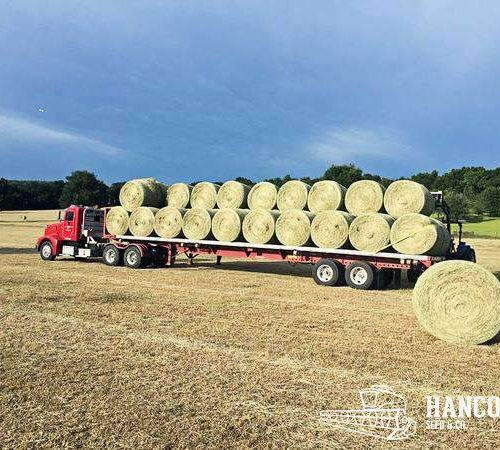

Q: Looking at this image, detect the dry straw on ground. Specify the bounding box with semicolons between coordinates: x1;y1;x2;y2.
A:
154;207;186;238
310;210;354;249
277;180;311;211
384;180;435;218
276;209;315;246
128;207;159;237
105;206;129;235
242;209;280;244
212;208;249;242
349;213;395;252
307;180;346;213
217;181;250;209
391;213;450;256
247;182;278;210
119;178;165;212
182;208;216;240
190;182;220;209
413;260;500;345
345;180;385;215
166;183;192;208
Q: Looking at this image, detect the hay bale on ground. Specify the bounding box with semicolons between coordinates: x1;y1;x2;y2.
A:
167;183;192;208
242;209;280;244
105;206;129;235
276;209;315;246
307;180;346;213
345;180;385;215
119;178;166;212
247;182;278;210
212;208;249;242
182;208;216;240
277;180;311;211
391;213;450;256
129;207;159;237
384;180;435;218
349;213;394;252
190;182;220;209
154;207;186;238
311;210;354;249
217;181;250;209
413;261;500;345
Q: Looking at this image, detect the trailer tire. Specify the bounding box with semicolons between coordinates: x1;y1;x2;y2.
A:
124;246;143;269
39;241;55;261
312;259;342;286
345;262;375;290
103;244;122;266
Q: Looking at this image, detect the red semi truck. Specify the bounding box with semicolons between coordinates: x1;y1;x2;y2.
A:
36;194;475;290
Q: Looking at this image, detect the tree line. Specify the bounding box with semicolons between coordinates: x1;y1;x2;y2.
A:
1;165;500;219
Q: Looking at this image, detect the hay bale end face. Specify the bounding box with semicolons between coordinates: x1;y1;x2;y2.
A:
277;180;311;211
154;207;186;238
276;209;314;246
105;206;129;235
242;209;280;244
217;181;250;209
345;180;385;215
167;183;192;208
311;210;354;249
247;182;278;210
413;261;500;345
349;213;394;252
212;208;248;242
307;180;346;213
182;208;216;240
190;182;220;209
119;178;166;212
128;207;159;237
384;180;435;218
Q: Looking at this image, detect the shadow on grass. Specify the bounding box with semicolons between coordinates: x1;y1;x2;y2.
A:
0;247;36;255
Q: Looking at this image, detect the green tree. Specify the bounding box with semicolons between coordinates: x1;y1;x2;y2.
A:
445;192;470;221
108;182;125;206
59;171;108;208
411;170;439;190
321;164;363;186
479;187;500;216
235;177;254;186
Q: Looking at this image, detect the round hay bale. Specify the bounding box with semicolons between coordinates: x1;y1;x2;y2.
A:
307;180;346;213
190;182;220;209
384;180;435;218
242;209;280;244
391;213;451;256
182;208;216;240
413;261;500;345
276;209;315;246
311;210;354;249
119;178;165;212
154;207;186;238
247;182;278;210
129;207;159;237
217;181;250;209
277;180;311;211
212;208;249;242
345;180;385;215
105;206;129;235
167;183;192;208
349;213;394;252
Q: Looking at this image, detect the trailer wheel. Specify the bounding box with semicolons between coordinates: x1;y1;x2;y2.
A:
345;262;375;290
123;246;143;269
39;241;55;261
103;244;122;266
312;259;342;286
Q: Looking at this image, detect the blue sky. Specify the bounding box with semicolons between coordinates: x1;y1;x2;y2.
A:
1;0;500;183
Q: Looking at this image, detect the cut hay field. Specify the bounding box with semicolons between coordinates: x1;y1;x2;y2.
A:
1;216;499;448
452;216;500;239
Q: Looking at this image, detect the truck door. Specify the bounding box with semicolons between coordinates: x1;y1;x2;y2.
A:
62;210;76;241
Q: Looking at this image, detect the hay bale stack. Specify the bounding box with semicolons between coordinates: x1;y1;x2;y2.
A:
413;261;500;345
247;182;278;210
212;208;249;242
217;181;250;209
276;209;315;246
384;180;435;218
311;210;354;249
242;209;280;244
167;183;192;208
349;213;394;252
190;182;220;209
391;213;450;256
307;180;346;213
345;180;385;215
277;180;311;211
129;207;159;237
105;206;129;235
182;208;216;240
154;207;186;238
119;178;165;212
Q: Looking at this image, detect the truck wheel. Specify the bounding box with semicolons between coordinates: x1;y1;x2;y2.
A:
345;262;375;290
39;241;55;261
103;244;122;266
124;246;143;269
312;259;341;286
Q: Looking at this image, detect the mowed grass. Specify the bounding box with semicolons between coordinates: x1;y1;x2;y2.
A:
0;219;499;448
452;216;500;238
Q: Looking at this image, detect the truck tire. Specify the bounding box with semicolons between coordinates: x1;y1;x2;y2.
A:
39;241;55;261
345;262;376;290
123;246;143;269
103;244;122;266
312;259;342;286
